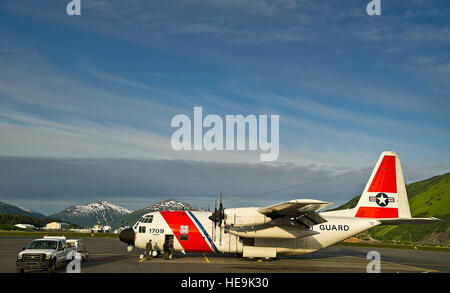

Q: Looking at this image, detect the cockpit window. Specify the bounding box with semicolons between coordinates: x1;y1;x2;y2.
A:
142;215;153;223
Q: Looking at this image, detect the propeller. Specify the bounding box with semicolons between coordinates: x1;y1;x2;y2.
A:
212;199;217;242
209;191;225;244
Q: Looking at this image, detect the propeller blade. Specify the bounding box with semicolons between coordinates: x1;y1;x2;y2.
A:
213;215;216;242
209;198;218;221
219;191;224;244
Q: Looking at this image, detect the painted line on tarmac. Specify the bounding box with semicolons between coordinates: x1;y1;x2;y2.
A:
402;262;450;267
203;253;210;263
88;253;129;255
139;257;148;263
381;262;438;273
345;255;436;273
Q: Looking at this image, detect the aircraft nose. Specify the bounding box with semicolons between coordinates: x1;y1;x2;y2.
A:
119;227;135;246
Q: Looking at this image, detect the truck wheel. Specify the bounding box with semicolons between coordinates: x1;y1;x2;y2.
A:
48;260;56;273
16;268;24;273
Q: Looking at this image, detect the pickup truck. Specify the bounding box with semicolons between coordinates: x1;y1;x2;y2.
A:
16;236;76;273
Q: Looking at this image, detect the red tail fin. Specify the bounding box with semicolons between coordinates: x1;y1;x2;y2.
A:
354;151;411;219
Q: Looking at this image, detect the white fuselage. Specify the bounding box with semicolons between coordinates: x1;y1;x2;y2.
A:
132;208;380;256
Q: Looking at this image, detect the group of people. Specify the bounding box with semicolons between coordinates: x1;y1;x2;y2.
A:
144;238;174;261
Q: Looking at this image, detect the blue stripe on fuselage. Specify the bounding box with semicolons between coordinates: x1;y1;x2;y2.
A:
187;211;219;253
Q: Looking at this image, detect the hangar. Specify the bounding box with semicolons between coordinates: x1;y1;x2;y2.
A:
45;222;70;230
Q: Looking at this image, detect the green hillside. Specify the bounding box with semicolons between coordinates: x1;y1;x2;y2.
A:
334;172;450;244
0;201;46;219
407;173;450;218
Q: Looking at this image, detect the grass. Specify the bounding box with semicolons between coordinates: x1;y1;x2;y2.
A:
408;175;450;218
0;230;119;238
337;241;450;252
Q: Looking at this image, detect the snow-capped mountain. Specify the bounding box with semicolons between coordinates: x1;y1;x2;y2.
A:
141;199;204;213
50;201;132;228
117;199;203;228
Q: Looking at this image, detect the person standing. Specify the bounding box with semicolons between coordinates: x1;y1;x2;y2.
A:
145;240;152;261
162;240;169;259
168;238;174;260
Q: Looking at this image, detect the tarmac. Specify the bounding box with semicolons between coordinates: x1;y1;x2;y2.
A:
1;236;449;273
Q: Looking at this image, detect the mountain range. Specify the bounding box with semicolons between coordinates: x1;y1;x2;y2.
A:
0;199;204;229
0;201;46;219
49;201;133;228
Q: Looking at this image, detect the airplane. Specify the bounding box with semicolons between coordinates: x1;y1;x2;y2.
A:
119;151;442;259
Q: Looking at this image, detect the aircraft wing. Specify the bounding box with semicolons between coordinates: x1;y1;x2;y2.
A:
258;199;332;216
258;199;333;228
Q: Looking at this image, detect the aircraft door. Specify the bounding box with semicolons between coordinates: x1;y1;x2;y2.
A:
164;234;174;243
163;235;175;259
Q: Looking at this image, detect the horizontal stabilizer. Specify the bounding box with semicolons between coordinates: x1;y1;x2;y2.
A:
377;217;444;225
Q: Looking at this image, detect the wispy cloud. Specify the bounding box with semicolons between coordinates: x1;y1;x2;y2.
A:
0;44;448;168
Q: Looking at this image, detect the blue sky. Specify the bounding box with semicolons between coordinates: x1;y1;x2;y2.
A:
0;0;449;214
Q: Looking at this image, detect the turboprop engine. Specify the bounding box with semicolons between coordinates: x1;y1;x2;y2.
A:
224;207;272;227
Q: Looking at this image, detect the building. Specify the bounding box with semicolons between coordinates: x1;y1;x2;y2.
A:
14;224;36;230
45;222;70;230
